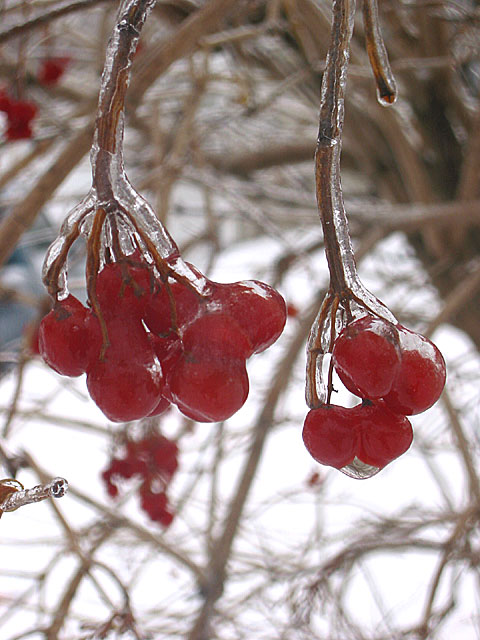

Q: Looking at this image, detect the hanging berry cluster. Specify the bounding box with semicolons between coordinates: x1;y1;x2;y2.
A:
102;431;178;526
0;57;69;141
303;0;446;479
303;316;445;473
40;0;286;425
39;260;285;423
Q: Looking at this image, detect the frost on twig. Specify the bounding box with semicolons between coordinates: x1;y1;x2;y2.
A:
0;477;68;516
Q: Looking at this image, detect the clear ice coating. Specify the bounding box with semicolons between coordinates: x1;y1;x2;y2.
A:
41;0;185;299
341;458;380;480
0;477;68;513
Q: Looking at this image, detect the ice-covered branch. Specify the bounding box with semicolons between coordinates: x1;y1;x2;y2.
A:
0;477;68;515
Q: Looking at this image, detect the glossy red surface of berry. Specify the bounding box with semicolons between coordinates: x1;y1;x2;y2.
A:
182;313;252;360
211;280;286;354
147;395;171;417
332;315;401;399
149;333;183;379
143;279;200;336
38;57;70;86
383;326;446;415
302;405;357;469
354;401;413;468
85;314;153;367
87;358;163;422
169;355;249;422
95;260;153;319
303;401;413;470
85;316;166;421
39;295;90;376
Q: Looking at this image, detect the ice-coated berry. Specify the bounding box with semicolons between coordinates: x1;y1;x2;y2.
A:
383;326;446;415
354;401;413;468
169;355;249;423
302;401;413;471
302;405;357;469
332;315;401;399
181;313;252;360
211;280;286;355
85;317;165;421
95;259;153;319
39;294;90;376
143;278;201;336
87;358;164;422
147;395;171;417
84;313;152;367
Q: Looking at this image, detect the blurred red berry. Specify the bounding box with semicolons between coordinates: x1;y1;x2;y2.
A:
38;57;70;86
3;98;37;141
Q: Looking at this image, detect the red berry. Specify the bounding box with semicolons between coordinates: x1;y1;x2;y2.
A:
354;401;413;468
0;89;11;112
182;313;252;360
87;358;164;422
143;279;201;336
147;395;171;417
38;57;70;86
302;405;357;469
302;401;413;471
150;438;178;476
383;326;446;415
4;99;37;140
95;260;153;320
211;280;286;354
287;302;299;318
169;355;249;422
332;315;401;399
85;318;165;421
85;311;162;368
39;295;90;376
150;333;183;369
139;486;174;525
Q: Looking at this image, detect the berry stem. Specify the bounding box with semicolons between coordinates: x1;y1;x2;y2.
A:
315;0;356;298
92;0;155;198
306;0;398;408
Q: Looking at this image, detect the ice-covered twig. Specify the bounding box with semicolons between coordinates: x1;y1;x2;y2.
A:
0;477;68;515
307;0;398;410
363;0;397;106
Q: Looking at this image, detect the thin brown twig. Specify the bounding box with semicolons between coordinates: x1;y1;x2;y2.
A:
0;0;112;45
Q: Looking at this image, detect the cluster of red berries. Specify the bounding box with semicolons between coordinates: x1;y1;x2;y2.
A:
102;432;178;526
303;315;446;471
38;252;286;423
0;89;37;141
0;59;69;141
